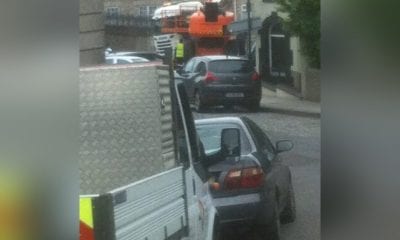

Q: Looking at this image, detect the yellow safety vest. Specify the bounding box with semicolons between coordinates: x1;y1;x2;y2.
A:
175;43;184;58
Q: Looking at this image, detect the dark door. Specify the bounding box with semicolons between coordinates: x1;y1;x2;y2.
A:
259;13;293;85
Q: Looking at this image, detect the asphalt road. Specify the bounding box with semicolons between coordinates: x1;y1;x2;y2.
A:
193;106;320;240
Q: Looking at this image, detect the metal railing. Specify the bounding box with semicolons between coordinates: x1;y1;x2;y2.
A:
105;14;158;28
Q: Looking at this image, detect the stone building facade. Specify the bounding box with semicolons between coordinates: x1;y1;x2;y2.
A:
104;0;162;17
80;0;105;66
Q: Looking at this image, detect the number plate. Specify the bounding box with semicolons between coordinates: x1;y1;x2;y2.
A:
226;92;244;97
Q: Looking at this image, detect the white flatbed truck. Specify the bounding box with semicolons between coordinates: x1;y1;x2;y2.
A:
79;62;218;240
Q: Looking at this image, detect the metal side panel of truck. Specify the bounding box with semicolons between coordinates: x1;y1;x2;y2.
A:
79;63;217;240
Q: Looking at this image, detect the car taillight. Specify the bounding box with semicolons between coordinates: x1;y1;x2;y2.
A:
205;72;218;84
252;71;260;81
224;167;264;190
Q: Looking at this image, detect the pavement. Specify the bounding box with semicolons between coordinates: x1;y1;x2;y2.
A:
259;86;321;118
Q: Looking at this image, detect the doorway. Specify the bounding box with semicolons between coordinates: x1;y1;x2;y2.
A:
259;12;293;86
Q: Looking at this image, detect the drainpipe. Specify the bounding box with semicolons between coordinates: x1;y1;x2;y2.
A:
247;0;252;60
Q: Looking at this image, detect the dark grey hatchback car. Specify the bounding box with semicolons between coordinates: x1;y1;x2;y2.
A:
175;55;262;111
195;117;296;240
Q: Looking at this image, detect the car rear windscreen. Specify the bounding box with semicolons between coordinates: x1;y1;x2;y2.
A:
208;60;252;73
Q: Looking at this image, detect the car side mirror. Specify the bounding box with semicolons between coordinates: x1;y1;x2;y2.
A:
221;128;241;157
275;140;294;153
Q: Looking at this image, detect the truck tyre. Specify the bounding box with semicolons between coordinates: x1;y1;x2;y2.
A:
194;91;205;112
280;183;296;224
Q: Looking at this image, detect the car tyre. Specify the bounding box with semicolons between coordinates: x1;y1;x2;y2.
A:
194;91;205;112
247;100;260;112
223;104;234;111
253;201;281;240
267;202;281;240
280;182;296;224
212;222;221;240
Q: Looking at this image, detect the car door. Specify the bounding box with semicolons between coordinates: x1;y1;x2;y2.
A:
245;119;290;210
189;61;207;97
174;82;217;240
179;58;197;99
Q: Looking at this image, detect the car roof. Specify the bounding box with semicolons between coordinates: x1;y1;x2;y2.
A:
195;116;244;125
194;55;248;62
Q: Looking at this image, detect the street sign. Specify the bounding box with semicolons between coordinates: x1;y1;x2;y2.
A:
227;18;262;34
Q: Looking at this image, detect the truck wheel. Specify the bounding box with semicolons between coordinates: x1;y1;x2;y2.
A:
280;183;296;224
194;91;205;112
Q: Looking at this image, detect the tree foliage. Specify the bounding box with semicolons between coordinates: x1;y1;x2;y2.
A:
276;0;320;68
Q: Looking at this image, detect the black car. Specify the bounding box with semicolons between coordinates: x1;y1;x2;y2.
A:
195;117;296;240
176;55;262;112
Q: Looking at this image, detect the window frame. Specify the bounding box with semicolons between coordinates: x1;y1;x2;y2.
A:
139;5;157;17
106;7;120;17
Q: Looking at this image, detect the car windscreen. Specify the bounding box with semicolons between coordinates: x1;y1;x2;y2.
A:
208;60;252;73
196;122;252;156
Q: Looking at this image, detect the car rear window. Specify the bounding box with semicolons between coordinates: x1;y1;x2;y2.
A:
196;122;252;156
208;60;252;73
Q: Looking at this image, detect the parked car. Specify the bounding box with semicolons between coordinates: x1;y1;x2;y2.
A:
195;117;296;240
105;55;150;65
175;55;262;112
107;51;164;61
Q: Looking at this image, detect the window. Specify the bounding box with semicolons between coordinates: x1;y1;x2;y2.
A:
196;123;252;156
149;6;157;16
183;58;196;72
241;4;247;13
240;4;248;20
106;7;120;17
194;62;206;75
245;119;275;161
208;60;252;73
139;6;157;17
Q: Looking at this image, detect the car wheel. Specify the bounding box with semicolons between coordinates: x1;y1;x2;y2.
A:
280;182;296;224
194;91;205;112
223;104;234;110
247;100;260;112
212;222;221;240
267;202;281;240
253;201;281;240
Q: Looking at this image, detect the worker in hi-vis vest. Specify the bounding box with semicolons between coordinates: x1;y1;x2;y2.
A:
175;39;184;66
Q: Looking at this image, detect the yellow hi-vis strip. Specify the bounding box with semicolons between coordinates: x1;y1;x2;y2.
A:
80;197;93;228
